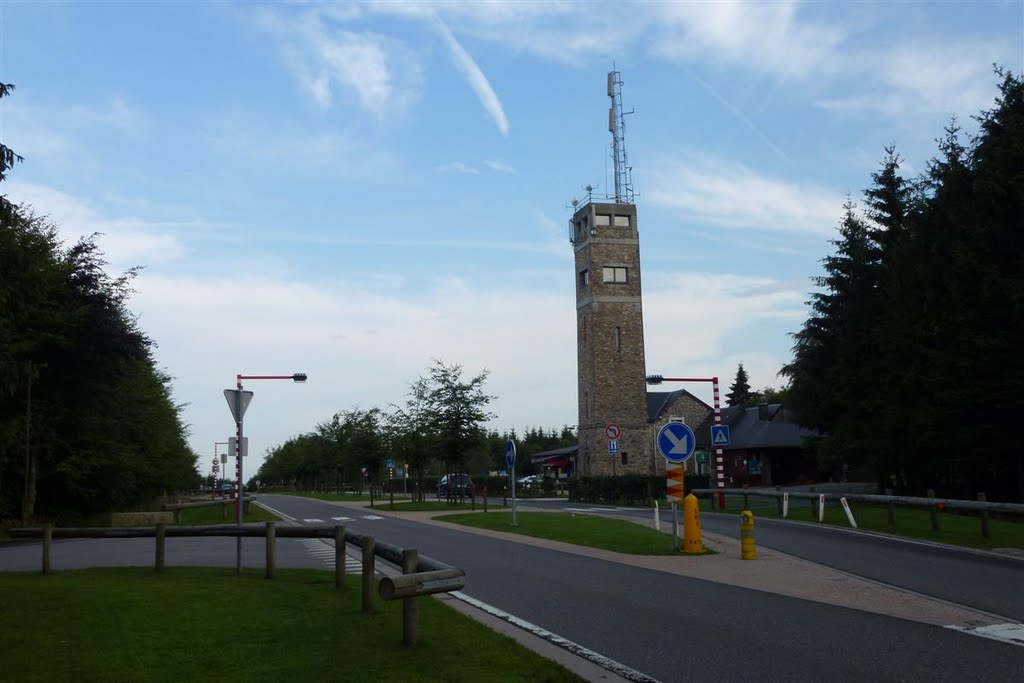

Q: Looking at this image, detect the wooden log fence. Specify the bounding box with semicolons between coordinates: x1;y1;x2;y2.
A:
9;522;465;646
691;487;1024;540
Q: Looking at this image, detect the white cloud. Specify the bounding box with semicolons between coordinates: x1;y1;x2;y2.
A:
6;181;188;270
436;161;479;174
816;42;1007;117
648;1;846;80
435;18;509;136
644;271;805;403
265;9;422;116
483;159;516;174
646;154;846;236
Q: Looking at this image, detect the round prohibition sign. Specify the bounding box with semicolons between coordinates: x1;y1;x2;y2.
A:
604;423;622;440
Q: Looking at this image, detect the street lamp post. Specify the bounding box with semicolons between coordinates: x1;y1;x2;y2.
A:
227;372;306;573
647;374;726;510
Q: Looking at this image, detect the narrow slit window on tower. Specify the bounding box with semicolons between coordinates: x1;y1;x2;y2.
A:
621;452;628;466
602;266;627;283
615;326;622;352
580;269;590;287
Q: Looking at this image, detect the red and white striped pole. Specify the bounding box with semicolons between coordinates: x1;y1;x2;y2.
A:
646;374;727;511
712;376;725;510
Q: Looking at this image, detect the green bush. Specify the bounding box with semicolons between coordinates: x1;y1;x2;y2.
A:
568;474;710;505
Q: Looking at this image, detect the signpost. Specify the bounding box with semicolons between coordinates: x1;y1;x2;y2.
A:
658;422;696;551
506;439;517;527
604;423;621;440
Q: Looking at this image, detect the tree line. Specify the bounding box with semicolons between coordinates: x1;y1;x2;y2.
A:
254;359;574;497
781;69;1023;502
1;85;200;522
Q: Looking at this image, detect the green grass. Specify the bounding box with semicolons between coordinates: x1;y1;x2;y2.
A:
704;495;1024;550
175;503;279;525
370;500;506;512
286;491;403;503
437;510;702;555
0;567;584;682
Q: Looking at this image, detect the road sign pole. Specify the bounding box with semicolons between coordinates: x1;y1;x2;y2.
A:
235;381;244;574
712;376;725;511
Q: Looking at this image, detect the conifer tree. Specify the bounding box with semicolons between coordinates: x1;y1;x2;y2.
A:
726;363;752;406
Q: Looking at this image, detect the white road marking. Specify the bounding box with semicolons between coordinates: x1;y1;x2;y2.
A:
302;518;324;523
361;515;384;520
299;539;362;573
945;622;1024;648
331;516;352;521
450;591;660;683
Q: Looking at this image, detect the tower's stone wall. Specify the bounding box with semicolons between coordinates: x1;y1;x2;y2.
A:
572;202;652;476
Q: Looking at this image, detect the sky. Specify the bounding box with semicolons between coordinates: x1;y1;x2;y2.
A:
3;1;1022;478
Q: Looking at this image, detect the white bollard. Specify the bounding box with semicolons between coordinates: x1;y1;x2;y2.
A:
782;492;789;518
653;500;661;532
818;494;826;522
840;497;857;528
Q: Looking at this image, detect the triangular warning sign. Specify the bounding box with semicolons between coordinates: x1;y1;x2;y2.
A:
224;389;254;422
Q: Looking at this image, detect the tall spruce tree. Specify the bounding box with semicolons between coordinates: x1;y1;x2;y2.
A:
726;363;753;406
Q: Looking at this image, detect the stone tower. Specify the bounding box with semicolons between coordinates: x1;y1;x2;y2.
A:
572;200;650;476
571;70;649;476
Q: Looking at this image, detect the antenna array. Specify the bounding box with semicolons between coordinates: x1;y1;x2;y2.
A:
607;69;635;204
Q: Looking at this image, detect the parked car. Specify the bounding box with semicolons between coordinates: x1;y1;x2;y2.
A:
437;474;473;498
517;474;542;488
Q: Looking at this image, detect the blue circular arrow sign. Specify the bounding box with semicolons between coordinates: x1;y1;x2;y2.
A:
657;422;696;463
505;439;516;469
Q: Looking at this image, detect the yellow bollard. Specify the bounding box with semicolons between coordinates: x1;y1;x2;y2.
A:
683;493;703;554
740;510;756;560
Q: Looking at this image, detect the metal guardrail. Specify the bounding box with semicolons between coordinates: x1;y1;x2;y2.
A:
9;522;465;646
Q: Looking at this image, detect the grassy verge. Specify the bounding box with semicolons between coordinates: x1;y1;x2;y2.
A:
370;500;506;512
176;504;279;525
0;567;583;682
284;491;406;503
437;510;705;555
703;495;1024;550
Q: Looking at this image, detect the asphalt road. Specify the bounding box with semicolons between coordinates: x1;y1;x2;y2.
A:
250;494;1022;682
527;499;1024;622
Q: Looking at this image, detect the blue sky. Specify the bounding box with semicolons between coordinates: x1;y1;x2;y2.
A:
3;1;1022;476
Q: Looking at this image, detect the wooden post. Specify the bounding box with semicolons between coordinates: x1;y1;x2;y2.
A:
42;523;53;575
885;488;895;526
776;486;782;514
173;509;181;524
978;492;990;539
928;489;939;531
471;484;476;512
155;523;166;573
334;525;346;590
402;548;419;646
483;485;488;513
362;537;375;613
265;522;277;580
742;484;749;510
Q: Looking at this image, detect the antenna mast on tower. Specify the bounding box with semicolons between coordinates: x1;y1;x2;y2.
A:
607;68;635;204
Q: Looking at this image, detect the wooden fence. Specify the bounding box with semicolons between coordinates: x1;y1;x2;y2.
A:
692;487;1024;539
9;522;464;646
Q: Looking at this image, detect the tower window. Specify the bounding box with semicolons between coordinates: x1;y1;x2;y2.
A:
621;452;628;466
595;214;611;226
615;326;622;352
614;215;630;227
580;269;590;287
603;266;627;283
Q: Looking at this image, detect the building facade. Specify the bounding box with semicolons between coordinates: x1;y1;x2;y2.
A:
572;201;651;475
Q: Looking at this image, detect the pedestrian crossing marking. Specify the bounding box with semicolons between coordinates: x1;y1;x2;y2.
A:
362;515;384;520
331;516;352;521
298;539;362;573
302;518;324;523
